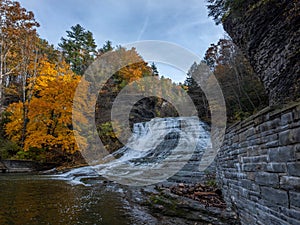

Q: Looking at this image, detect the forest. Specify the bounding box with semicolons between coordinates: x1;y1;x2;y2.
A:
0;0;268;166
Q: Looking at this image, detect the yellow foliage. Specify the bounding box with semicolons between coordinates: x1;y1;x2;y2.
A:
5;60;86;154
5;102;24;143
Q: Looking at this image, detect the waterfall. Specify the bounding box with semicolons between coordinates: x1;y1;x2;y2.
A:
54;117;211;186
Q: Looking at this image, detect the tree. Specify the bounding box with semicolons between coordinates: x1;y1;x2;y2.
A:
206;0;228;25
150;63;159;76
206;0;253;25
0;0;39;109
98;40;113;55
59;24;97;75
0;0;44;147
204;39;268;121
5;60;85;159
184;62;210;121
184;39;268;123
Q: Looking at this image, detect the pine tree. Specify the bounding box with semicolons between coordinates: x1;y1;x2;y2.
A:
98;40;113;55
59;24;97;75
150;63;159;76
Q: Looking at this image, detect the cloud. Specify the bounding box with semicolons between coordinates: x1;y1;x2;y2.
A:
18;0;224;82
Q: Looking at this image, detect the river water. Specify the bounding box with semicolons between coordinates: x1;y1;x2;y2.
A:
0;174;141;225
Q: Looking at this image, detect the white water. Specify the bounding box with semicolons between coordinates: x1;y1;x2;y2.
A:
54;117;211;186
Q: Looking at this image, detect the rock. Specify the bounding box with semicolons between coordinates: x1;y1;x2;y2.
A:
223;0;300;105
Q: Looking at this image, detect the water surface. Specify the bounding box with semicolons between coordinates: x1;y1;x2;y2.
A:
0;174;136;225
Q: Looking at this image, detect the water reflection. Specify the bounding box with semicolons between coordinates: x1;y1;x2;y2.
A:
0;174;133;225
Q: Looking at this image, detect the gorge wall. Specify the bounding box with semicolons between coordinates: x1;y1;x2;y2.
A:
223;0;300;105
217;0;300;224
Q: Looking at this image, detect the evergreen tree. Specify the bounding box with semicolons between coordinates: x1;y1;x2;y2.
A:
184;62;198;89
150;63;159;76
207;0;255;25
184;62;210;121
206;0;228;25
98;40;113;55
59;24;97;75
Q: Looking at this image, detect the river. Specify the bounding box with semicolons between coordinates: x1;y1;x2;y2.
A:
0;174;144;225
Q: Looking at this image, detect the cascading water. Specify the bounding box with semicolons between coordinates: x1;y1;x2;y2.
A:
54;117;211;186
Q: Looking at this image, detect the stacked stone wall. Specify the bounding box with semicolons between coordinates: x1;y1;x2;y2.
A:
217;101;300;224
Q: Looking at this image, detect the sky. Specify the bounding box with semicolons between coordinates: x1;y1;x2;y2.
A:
18;0;225;83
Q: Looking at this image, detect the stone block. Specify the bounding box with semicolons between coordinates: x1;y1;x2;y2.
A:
271;118;281;129
296;152;300;161
239;179;260;192
257;206;289;225
259;123;268;133
246;127;255;139
266;163;287;173
262;134;278;145
279;128;300;145
290;191;300;209
295;144;300;153
287;162;300;177
242;163;267;172
290;127;300;143
280;176;300;191
255;172;279;187
239;133;247;142
295;145;300;161
293;107;300;121
265;140;279;148
279;207;300;223
268;146;295;162
238;187;249;198
246;172;256;181
261;187;289;207
279;130;292;145
242;155;268;163
281;112;293;126
249;195;260;202
232;134;239;143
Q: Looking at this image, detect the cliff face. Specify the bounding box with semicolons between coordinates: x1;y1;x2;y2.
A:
223;0;300;105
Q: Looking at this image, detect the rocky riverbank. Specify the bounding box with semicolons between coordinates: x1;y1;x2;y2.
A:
124;181;240;225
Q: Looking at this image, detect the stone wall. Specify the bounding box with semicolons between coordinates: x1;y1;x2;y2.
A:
217;100;300;224
223;0;300;105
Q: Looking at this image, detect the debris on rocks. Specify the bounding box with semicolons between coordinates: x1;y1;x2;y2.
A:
158;183;226;208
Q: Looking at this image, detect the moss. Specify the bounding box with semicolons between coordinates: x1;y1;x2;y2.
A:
147;194;188;217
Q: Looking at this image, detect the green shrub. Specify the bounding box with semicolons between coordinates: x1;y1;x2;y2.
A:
15;147;46;161
0;139;21;159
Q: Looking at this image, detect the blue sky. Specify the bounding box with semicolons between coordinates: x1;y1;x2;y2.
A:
18;0;225;83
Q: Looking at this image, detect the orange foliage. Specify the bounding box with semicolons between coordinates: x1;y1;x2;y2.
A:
5;60;83;154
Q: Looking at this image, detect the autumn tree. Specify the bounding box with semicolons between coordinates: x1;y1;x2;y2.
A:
95;46;182;153
5;60;86;161
0;0;46;148
185;38;268;123
59;24;97;75
0;0;39;107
